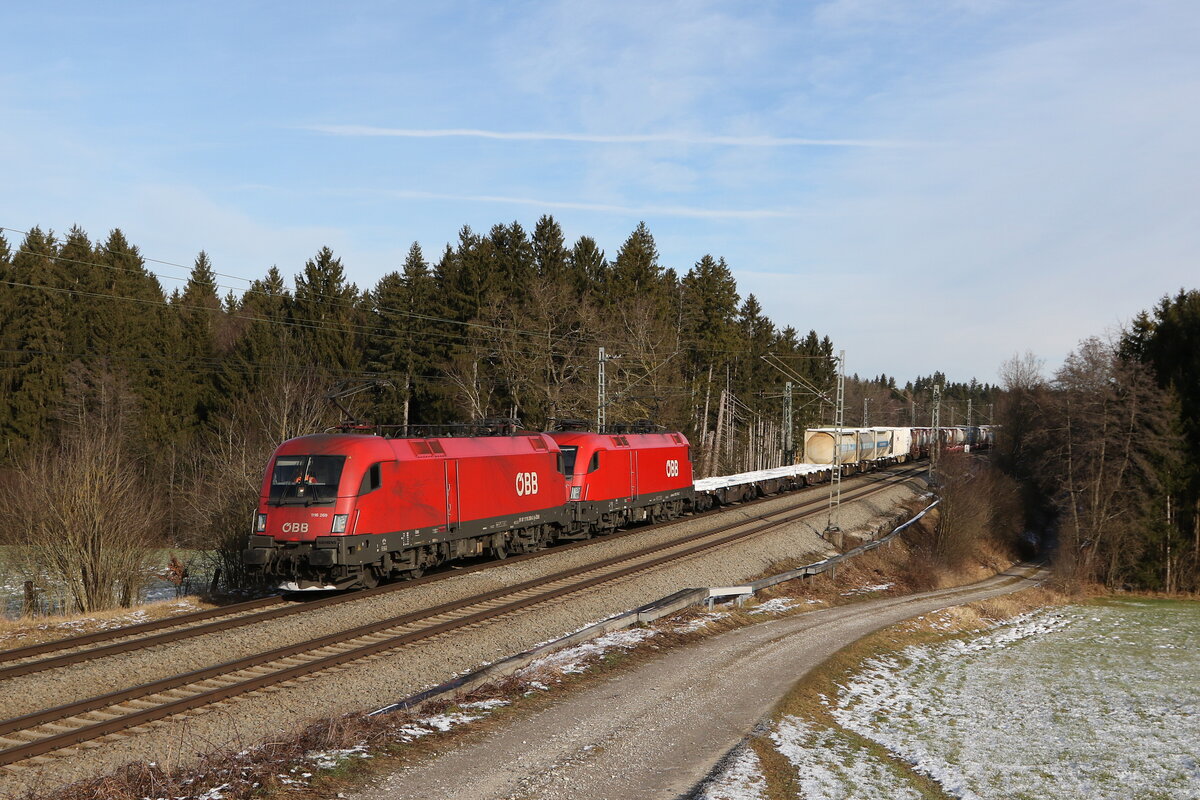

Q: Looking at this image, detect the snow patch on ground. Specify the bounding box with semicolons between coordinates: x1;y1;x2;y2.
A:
769;716;923;800
421;711;484;732
840;582;893;596
899;610;960;632
696;744;768;800
520;627;659;675
750;598;803;615
306;744;373;770
459;698;510;710
672;611;731;632
830;604;1200;799
2;566;211;619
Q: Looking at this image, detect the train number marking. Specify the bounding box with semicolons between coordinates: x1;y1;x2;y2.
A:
515;472;540;496
281;522;309;534
665;459;680;478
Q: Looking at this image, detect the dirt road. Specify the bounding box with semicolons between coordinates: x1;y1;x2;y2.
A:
347;564;1044;800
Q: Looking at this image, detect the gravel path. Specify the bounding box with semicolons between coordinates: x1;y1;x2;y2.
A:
0;474;922;795
345;565;1045;800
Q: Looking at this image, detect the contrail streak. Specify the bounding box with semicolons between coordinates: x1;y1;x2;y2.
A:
307;125;910;148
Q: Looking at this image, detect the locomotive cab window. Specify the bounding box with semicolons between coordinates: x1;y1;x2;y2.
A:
587;451;600;473
358;462;383;495
269;455;346;505
558;446;578;475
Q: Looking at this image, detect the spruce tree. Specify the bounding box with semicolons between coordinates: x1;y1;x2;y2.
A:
176;251;223;427
532;215;569;283
436;227;501;324
568;235;608;298
1;228;66;447
56;226;100;358
0;233;11;348
366;270;408;424
291;246;361;377
735;293;776;407
93;229;171;452
400;242;439;422
610;221;663;299
223;265;292;400
681;254;740;363
488;221;535;302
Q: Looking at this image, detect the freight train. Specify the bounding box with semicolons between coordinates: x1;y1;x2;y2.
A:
243;421;991;590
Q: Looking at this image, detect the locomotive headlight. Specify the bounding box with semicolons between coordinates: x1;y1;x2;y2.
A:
255;513;267;532
570;486;581;500
331;514;349;533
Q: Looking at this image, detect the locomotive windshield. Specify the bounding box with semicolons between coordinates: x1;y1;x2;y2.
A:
268;455;346;505
559;445;578;475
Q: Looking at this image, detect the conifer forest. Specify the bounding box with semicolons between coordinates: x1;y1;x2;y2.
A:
0;220;1195;608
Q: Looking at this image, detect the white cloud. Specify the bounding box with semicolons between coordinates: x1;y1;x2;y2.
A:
304;124;911;148
379;189;805;220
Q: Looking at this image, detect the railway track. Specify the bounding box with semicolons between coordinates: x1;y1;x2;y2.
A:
0;467;924;769
0;464;910;679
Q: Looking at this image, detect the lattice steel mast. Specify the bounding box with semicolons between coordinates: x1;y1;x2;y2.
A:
826;350;845;535
930;382;942;482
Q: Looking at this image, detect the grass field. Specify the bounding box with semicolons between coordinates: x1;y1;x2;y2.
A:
721;596;1200;800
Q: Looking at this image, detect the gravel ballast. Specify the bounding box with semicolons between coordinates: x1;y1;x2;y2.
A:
0;474;925;795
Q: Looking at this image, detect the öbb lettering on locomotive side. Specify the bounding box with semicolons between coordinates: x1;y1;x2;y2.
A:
243;422;991;591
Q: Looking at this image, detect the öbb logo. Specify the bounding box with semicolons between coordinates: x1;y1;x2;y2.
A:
281;522;309;534
515;472;540;496
665;459;680;478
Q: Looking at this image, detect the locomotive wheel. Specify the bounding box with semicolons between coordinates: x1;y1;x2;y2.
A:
359;567;380;589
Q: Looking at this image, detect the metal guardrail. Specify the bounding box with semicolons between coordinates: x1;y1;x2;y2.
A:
742;498;940;593
372;499;940;716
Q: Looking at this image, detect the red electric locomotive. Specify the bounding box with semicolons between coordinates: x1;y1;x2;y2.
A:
243;427;570;590
548;428;695;535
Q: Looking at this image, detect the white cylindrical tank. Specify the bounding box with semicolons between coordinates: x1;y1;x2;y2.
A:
803;428;859;465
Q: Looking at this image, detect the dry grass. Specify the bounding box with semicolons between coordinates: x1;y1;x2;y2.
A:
0;596;219;652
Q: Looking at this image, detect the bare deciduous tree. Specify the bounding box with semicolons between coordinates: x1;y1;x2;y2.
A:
0;370;160;612
183;366;336;590
1042;337;1175;588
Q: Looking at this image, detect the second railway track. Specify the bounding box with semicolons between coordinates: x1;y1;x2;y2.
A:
0;467;923;770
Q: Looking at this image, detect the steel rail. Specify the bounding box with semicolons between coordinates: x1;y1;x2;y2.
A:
0;465;911;679
0;596;282;666
0;469;923;768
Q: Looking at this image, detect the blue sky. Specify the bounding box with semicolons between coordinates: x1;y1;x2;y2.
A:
2;0;1198;384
